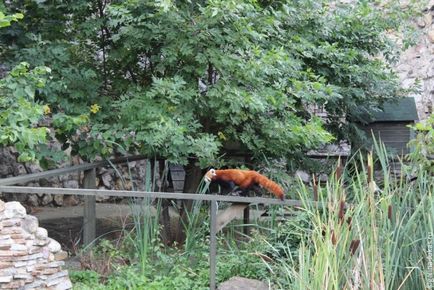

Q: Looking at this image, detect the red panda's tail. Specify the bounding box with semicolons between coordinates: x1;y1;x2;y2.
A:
253;173;285;200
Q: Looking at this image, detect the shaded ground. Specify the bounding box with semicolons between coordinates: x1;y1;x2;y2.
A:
33;203;135;251
32;203;183;251
31;203;182;272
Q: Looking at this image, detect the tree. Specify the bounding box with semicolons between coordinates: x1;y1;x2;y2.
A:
0;11;53;161
0;0;417;188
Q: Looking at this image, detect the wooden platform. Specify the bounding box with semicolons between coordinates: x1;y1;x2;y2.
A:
216;204;266;233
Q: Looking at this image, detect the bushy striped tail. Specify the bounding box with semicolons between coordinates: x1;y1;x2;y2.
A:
254;173;285;200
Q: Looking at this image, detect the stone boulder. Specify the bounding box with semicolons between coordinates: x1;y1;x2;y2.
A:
218;277;269;290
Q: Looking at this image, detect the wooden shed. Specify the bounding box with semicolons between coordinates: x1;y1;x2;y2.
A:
362;97;418;155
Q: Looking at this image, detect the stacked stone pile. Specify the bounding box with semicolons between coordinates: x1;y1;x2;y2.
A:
0;200;72;289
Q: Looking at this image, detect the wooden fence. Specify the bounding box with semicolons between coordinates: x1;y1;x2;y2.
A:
0;156;307;290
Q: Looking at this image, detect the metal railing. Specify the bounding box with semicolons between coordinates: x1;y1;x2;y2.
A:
0;156;306;290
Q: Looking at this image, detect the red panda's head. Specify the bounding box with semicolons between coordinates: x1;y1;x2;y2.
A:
204;168;217;183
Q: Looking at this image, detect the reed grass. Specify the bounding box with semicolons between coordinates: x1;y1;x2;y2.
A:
127;159;163;273
260;144;433;289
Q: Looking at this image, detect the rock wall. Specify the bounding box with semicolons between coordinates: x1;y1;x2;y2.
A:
396;1;434;120
0;147;81;207
0;200;72;289
0;146;150;207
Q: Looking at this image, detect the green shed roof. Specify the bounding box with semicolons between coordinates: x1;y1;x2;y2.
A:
370;97;418;122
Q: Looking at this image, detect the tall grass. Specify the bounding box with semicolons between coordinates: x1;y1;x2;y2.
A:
262;145;433;289
182;178;210;255
127;159;162;273
128;161;211;268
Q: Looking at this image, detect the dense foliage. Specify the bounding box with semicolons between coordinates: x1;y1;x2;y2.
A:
0;0;417;171
0;11;52;161
0;62;51;161
407;113;434;173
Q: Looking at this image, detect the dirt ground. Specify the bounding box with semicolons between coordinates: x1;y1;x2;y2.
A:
33;203;136;251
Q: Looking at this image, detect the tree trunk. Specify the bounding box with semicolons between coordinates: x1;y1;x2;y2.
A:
175;158;203;243
183;159;203;194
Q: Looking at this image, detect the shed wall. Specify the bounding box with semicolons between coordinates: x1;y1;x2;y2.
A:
363;122;412;154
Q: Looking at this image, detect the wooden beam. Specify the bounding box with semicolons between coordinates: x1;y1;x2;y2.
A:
215;204;265;233
243;206;250;236
216;203;248;232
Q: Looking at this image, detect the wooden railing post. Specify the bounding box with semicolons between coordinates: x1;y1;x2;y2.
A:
243;205;250;236
83;168;96;246
209;200;217;290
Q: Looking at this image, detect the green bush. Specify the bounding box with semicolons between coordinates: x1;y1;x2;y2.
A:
407;113;434;174
0;62;51;161
70;270;100;289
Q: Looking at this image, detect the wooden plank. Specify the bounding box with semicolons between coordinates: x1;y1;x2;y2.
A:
243;206;250;236
169;164;185;192
172;181;185;193
215;204;266;233
0;185;311;206
216;204;248;232
83;169;96;246
0;155;147;186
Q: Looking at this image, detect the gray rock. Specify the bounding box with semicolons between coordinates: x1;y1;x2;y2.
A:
97;167;108;174
25;163;43;174
47;238;62;253
59;174;70;182
53;195;64;206
41;194;53;206
27;194;39;207
63;195;80;206
35;227;48;240
101;173;113;188
295;170;310;183
424;13;432;26
63;180;79;189
54;250;68;261
4;201;26;218
26;182;40;188
0;148;16;176
0;276;13;283
401;78;416;89
40;177;60;187
428;30;434;43
96;187;110;202
11;193;27;203
50;279;73;290
417;18;426;28
218;277;269;290
10;244;27;251
22;281;44;290
13;163;28;176
319;173;328;182
22;215;39;234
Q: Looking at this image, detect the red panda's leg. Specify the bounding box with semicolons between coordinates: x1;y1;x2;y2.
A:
238;178;255;197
